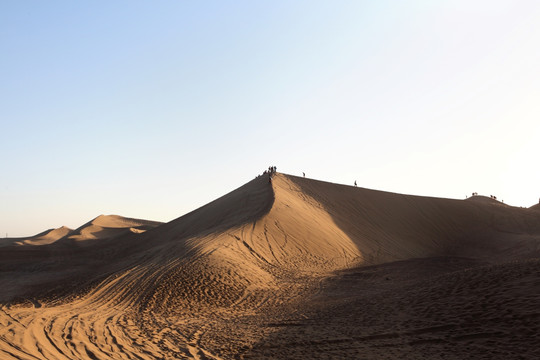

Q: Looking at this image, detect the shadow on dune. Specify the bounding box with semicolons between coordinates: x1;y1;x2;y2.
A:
285;174;540;263
137;174;275;249
247;257;540;360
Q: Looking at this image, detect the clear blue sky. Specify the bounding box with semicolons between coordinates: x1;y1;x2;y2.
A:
2;1;540;237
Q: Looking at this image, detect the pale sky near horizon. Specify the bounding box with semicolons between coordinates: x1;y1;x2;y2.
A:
1;1;540;237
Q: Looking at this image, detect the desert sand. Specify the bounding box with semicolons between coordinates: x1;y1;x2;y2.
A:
1;173;539;359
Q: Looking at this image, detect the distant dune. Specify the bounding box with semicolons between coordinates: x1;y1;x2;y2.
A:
0;215;162;248
0;226;73;247
64;214;163;242
1;173;539;359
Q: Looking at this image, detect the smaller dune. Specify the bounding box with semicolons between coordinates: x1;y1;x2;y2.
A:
0;226;73;247
21;226;74;245
65;215;163;242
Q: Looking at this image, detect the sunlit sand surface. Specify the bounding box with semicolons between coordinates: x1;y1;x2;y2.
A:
1;173;539;359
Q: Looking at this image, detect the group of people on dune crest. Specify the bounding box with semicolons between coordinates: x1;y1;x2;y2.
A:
260;165;276;176
256;166;277;183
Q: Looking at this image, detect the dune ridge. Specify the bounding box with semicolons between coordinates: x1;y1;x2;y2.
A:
1;173;539;359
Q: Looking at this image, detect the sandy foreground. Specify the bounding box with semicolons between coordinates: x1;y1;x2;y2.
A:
1;173;539;359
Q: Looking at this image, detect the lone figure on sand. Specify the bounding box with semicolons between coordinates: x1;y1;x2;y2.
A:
354;181;357;187
303;172;305;177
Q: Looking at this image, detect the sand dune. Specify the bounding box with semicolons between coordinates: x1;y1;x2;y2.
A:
0;226;73;247
1;173;539;359
0;214;162;248
64;214;163;242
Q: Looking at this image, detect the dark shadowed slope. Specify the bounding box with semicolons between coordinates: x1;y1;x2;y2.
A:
285;174;540;263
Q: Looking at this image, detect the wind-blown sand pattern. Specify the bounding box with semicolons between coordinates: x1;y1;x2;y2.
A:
1;173;539;359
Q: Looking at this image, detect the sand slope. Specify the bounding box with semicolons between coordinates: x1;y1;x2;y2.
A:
1;173;539;359
286;175;540;262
